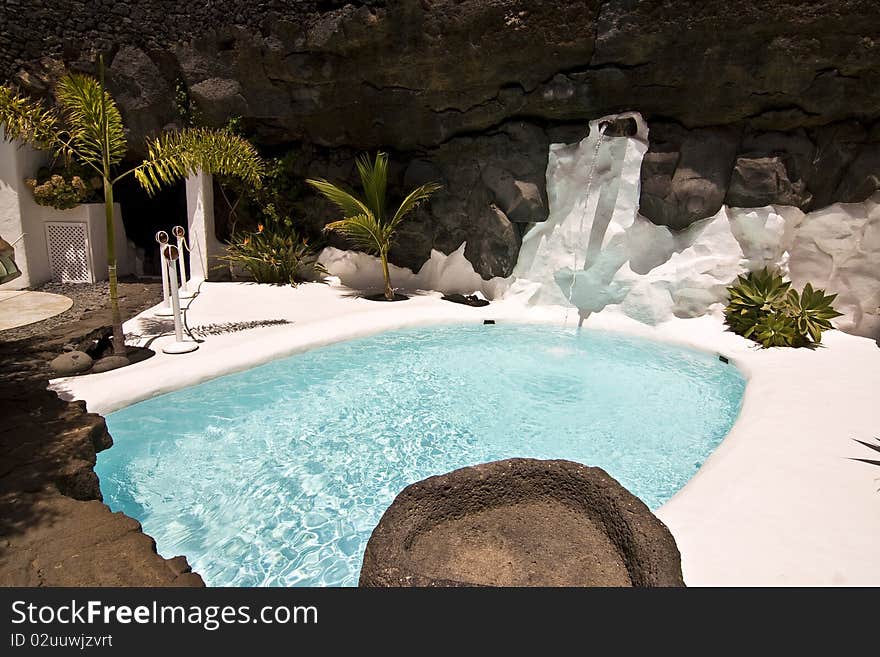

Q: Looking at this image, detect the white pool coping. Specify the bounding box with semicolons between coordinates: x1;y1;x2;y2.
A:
52;281;880;586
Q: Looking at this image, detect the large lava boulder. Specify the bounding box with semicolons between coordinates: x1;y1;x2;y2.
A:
360;458;684;587
49;351;93;376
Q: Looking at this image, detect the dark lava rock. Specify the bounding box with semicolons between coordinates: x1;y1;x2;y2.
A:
49;350;93;376
835;143;880;204
639;124;740;230
441;293;490;307
0;288;202;586
640;119;880;227
6;1;880;271
189;77;248;125
298;121;547;278
11;1;877;149
481;165;545;224
398;121;548;278
360;458;685;587
805;121;869;209
725;156;811;208
90;355;131;373
0;360;204;586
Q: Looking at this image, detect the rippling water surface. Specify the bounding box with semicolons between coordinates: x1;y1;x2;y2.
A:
98;324;745;586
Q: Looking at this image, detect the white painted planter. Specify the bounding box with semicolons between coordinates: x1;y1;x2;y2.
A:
1;138;134;288
39;202;134;284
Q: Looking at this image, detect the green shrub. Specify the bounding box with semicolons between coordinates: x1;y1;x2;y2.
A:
220;206;326;285
214;138;308;242
752;312;801;348
25;164;100;209
307;151;441;301
786;283;843;344
724;268;842;348
724;268;790;338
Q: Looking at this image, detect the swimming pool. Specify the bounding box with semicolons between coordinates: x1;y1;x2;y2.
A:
97;324;746;586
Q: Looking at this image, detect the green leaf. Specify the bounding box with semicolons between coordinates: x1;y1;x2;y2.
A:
56;73;127;169
355;152;388;222
309;152;440;296
0;85;63;151
324;213;385;255
135;126;264;195
305;178;372;219
724;267;842;348
390;181;443;228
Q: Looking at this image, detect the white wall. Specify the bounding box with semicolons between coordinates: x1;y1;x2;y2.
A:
0;137;48;289
186;171;225;282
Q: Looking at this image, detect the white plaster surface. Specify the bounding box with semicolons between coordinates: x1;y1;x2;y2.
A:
53;280;880;586
318;243;507;299
1;137;49;289
36;202;133;283
787;198;880;339
186;171;225;283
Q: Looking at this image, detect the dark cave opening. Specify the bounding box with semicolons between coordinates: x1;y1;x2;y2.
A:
114;173;188;277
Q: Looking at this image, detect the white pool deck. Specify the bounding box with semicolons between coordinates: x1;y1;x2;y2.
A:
52;280;880;586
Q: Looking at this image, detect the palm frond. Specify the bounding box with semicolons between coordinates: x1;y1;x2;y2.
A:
56;73;127;167
306;177;372;219
324;213;384;255
390;181;442;228
135;127;264;195
355;152;388;221
0;85;63;150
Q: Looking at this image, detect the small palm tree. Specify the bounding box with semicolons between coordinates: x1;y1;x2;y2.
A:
0;58;264;359
306;152;441;301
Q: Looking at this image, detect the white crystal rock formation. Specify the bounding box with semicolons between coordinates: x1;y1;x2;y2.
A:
508;111;880;338
318;243;507;298
787;197;880;338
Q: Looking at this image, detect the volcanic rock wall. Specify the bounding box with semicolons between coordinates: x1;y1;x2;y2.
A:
2;1;879;281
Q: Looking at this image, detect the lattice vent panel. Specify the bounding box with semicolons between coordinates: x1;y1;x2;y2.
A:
45;222;92;283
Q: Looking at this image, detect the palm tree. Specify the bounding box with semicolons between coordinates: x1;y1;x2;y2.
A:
0;58;264;360
307;152;441;301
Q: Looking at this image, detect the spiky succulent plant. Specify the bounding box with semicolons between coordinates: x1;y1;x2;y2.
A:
785;282;843;344
724;268;791;340
724;268;842;349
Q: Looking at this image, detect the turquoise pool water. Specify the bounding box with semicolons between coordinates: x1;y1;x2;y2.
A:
98;324;745;587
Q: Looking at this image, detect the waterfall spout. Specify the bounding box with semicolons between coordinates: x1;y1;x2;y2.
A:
510;112;649;322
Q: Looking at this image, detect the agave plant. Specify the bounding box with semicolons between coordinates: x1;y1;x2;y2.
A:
852;438;880;469
306;152;441;301
724;267;842;348
0;59;264;358
785;282;843;344
724;268;791;339
752;312;800;348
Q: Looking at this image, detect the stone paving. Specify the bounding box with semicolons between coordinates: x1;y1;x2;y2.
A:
0;282;202;586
